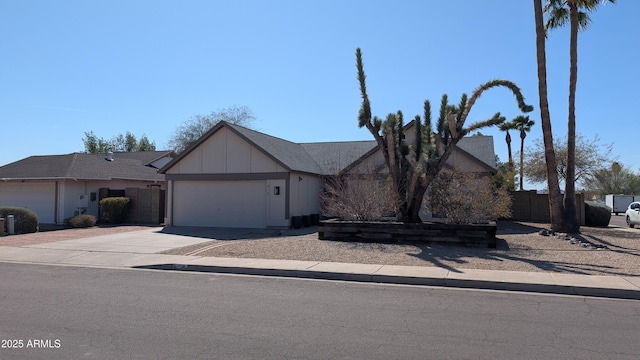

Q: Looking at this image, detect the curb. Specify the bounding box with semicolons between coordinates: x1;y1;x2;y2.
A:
133;263;640;300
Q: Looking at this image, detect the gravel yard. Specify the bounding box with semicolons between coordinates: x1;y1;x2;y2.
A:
160;221;640;276
2;221;639;276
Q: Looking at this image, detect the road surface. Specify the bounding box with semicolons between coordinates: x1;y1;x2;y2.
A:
1;263;638;359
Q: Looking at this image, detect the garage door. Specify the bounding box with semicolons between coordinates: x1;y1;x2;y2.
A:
173;180;267;228
0;182;56;223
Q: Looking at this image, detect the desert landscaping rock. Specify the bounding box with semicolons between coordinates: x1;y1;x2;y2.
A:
4;221;639;276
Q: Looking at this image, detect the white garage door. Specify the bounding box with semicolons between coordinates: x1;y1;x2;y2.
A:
0;182;56;223
173;180;267;228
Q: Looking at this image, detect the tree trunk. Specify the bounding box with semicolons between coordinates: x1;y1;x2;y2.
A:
563;1;580;233
534;0;564;231
506;132;514;174
519;131;526;191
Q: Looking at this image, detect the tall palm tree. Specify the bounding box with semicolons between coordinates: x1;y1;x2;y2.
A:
545;0;616;233
498;120;517;175
533;0;565;231
512;115;535;190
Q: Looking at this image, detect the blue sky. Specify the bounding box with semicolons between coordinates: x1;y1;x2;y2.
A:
0;1;635;189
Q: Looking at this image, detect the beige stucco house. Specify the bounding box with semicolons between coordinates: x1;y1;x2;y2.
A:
159;121;497;228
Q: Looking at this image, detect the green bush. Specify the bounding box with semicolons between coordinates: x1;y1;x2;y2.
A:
99;197;131;224
64;214;97;228
0;206;39;234
584;201;611;227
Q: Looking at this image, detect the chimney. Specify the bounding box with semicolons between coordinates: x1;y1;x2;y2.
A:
105;151;114;161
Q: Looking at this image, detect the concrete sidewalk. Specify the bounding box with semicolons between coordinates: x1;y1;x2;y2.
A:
0;228;639;300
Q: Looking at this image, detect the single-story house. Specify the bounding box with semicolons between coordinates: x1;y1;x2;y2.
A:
159;121;497;228
0;151;174;224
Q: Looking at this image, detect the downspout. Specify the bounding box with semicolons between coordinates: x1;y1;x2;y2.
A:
54;181;59;224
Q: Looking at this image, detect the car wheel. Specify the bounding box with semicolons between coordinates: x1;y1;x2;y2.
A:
627;216;635;228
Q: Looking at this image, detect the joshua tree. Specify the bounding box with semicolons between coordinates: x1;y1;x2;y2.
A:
356;48;533;223
512;115;535;190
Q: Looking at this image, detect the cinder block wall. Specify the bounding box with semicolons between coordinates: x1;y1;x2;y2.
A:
509;191;584;225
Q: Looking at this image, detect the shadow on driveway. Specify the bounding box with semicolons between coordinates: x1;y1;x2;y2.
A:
158;225;318;241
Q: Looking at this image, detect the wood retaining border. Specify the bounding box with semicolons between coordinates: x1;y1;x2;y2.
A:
318;220;497;248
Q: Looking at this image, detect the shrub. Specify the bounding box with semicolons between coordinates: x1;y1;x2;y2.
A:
584;201;611;227
426;168;512;224
99;197;131;224
321;172;397;221
64;214;97;228
0;206;39;234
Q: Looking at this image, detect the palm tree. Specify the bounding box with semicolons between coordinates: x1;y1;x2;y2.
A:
498;121;517;175
533;0;565;231
544;0;616;233
512;115;535;190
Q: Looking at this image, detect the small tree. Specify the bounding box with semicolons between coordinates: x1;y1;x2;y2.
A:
83;131;156;153
584;162;640;196
522;133;614;187
167;105;256;152
356;48;533;223
427;168;512;224
493;156;516;191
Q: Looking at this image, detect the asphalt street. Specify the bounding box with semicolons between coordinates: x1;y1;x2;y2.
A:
1;263;639;359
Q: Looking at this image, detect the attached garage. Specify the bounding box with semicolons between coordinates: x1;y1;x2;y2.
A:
0;182;56;223
160;121;325;229
172;180;268;228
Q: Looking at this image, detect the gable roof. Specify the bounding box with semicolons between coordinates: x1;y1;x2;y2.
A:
456;135;496;169
159;121;377;175
225;122;322;174
0;151;172;182
300;141;377;175
160;121;496;176
340;135;497;175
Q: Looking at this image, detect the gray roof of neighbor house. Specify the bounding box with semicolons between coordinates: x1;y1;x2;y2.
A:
0;151;172;181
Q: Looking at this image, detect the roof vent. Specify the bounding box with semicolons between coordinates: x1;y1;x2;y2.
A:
105;151;114;161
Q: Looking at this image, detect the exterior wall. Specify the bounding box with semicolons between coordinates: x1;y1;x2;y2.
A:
166;127;286;174
60;179;165;224
289;172;321;217
444;150;489;172
348;151;386;174
0;179;165;224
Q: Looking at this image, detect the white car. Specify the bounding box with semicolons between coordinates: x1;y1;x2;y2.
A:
625;202;640;228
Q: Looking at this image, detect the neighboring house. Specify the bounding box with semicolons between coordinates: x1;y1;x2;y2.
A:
0;151;174;224
159;121;497;228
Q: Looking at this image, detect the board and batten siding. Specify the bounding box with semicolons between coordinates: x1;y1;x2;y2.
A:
166;127;287;175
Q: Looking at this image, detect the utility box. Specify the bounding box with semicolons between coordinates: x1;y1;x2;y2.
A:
0;218;4;235
7;215;15;235
605;194;634;215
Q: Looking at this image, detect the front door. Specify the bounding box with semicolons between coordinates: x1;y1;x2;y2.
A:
266;179;286;227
